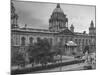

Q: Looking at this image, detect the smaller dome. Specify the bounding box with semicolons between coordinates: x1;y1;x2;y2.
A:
53;3;64;13
70;24;74;28
66;41;77;46
90;20;94;27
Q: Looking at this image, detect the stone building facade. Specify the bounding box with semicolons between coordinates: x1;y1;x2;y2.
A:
11;3;96;55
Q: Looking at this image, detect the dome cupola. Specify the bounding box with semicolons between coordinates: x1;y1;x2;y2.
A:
89;20;96;35
70;24;74;32
49;3;68;32
53;3;64;14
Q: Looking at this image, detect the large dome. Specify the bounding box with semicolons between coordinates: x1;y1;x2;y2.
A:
53;3;64;13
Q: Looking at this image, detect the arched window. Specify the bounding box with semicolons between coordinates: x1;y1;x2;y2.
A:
79;39;81;45
21;37;25;46
29;37;33;45
89;39;91;44
37;37;41;42
83;39;84;45
75;39;77;44
86;39;88;45
49;38;52;45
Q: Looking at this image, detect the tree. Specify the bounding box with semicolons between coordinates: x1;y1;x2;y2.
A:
11;50;25;66
27;38;52;65
83;45;89;54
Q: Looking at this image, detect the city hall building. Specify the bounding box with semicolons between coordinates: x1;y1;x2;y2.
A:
11;2;96;55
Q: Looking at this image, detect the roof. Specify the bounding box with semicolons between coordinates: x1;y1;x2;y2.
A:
11;28;58;34
58;28;74;35
12;27;76;35
74;32;89;36
12;27;93;37
66;41;77;46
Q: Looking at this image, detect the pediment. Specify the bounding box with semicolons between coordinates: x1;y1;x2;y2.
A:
58;28;74;35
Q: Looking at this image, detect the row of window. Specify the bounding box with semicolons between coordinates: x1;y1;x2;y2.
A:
21;37;34;46
21;37;52;46
74;38;91;45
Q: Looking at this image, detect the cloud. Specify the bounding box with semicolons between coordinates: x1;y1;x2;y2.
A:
12;1;95;33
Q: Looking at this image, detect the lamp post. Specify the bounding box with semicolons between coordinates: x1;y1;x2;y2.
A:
58;41;63;71
60;49;62;71
58;38;64;71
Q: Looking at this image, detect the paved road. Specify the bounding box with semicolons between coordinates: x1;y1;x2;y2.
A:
35;63;87;73
11;57;78;70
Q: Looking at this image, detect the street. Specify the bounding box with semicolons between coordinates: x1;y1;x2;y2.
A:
35;62;87;73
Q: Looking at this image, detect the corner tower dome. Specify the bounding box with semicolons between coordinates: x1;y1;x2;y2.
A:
53;3;64;14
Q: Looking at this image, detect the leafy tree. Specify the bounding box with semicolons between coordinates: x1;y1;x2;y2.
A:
11;50;25;66
53;41;64;55
83;45;89;54
27;38;52;65
52;41;64;65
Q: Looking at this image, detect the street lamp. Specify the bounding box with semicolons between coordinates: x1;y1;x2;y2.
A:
60;49;62;71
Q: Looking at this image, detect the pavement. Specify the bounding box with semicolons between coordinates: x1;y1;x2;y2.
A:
11;55;76;70
12;55;95;71
35;63;87;73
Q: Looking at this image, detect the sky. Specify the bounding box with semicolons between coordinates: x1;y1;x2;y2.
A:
12;1;96;33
